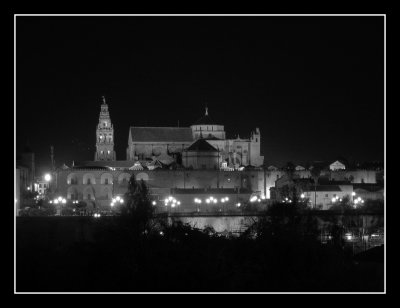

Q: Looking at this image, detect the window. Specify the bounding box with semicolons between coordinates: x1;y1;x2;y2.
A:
87;179;91;185
333;194;337;197
87;194;91;200
105;178;109;185
325;194;329;197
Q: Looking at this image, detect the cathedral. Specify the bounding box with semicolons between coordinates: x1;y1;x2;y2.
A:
91;97;264;170
46;97;379;212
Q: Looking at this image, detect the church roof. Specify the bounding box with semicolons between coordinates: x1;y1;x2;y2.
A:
74;160;138;168
130;127;193;143
186;138;219;152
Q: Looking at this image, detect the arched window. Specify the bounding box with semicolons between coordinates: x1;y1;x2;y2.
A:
101;173;113;185
136;172;149;181
103;187;112;200
67;173;78;185
83;173;96;185
118;173;131;184
67;187;78;200
83;187;95;200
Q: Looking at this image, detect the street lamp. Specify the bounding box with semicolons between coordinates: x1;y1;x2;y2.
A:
111;196;124;212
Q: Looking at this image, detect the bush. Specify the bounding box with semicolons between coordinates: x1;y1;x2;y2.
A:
357;199;383;213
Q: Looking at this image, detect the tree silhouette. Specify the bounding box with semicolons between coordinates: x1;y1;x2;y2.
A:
310;165;323;209
122;175;154;235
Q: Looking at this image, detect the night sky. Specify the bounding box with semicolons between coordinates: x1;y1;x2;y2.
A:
16;16;384;175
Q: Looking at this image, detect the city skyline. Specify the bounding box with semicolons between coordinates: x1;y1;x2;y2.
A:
16;15;384;174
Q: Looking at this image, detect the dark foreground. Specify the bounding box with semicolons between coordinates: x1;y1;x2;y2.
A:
16;217;384;292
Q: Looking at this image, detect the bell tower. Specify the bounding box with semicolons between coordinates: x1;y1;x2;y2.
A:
95;96;116;161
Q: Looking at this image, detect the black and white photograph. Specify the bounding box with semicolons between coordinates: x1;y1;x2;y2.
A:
15;14;385;293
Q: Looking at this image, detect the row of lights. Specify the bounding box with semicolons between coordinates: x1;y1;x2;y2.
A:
49;196;67;204
111;196;124;207
282;197;292;203
354;196;365;205
165;196;181;208
250;195;266;203
195;196;230;204
331;196;343;203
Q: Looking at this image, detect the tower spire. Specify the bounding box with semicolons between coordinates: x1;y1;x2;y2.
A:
205;104;208;116
95;97;116;161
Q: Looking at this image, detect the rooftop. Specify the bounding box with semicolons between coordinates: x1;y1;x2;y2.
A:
186;138;219;152
130;127;193;143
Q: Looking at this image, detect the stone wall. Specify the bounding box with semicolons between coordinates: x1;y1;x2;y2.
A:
55;168;378;210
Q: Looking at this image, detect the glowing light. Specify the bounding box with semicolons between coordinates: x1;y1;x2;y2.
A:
120;199;123;203
168;196;173;201
225;197;229;201
160;231;164;236
116;196;121;201
152;201;156;205
352;192;356;196
177;201;181;205
300;193;305;199
27;187;31;190
331;198;336;203
213;199;217;204
54;200;59;204
49;200;53;204
236;203;241;207
345;233;353;241
62;199;66;204
58;197;62;201
44;174;51;182
261;195;266;200
171;203;176;208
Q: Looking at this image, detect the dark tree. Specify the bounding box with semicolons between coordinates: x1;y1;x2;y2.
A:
122;175;154;235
